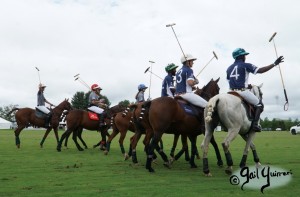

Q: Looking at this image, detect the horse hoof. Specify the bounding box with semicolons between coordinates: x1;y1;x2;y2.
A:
163;162;171;169
78;148;84;151
169;158;175;164
124;155;130;161
196;155;201;160
57;148;61;152
84;146;88;149
225;167;233;175
185;158;190;161
204;172;212;177
217;161;224;167
40;145;43;148
104;151;108;155
148;168;155;173
16;144;20;149
190;164;198;169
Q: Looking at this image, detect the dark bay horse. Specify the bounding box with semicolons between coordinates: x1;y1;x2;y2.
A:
56;104;126;151
142;78;222;172
7;99;72;148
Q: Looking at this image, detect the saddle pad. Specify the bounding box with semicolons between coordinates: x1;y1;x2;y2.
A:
88;112;99;120
178;102;198;116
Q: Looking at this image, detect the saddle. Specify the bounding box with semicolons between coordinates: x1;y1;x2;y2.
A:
35;108;49;119
227;91;255;120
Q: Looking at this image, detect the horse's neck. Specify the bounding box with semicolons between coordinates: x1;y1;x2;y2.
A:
52;104;65;116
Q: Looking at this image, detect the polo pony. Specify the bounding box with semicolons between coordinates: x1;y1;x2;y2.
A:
7;99;72;148
201;84;263;176
142;78;222;172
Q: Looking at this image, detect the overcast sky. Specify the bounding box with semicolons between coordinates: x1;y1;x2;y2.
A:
0;0;299;120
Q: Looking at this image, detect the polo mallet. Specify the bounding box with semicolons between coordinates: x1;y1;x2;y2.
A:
35;67;41;84
269;32;289;111
147;61;155;100
74;74;90;90
196;51;218;77
144;67;163;80
166;23;187;62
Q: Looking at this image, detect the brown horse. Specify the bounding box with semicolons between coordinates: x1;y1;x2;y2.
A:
127;103;187;165
7;99;72;148
140;78;222;172
56;104;126;151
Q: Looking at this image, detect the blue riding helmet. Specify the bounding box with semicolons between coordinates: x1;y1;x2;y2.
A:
232;48;249;59
138;84;148;91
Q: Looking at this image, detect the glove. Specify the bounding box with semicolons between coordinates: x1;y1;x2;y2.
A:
274;56;284;66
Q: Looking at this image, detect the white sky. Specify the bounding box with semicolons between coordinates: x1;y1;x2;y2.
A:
0;0;299;120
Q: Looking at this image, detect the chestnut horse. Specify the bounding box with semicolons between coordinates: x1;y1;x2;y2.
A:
7;99;72;148
56;104;126;151
141;78;222;172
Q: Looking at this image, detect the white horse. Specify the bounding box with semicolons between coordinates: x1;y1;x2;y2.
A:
201;84;263;176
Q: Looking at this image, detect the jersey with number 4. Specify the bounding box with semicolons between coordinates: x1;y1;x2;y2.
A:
226;59;259;89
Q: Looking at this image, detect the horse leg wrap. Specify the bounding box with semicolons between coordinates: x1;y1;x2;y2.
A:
203;158;210;174
15;136;20;145
174;149;185;161
252;150;260;163
225;152;233;166
120;144;125;154
132;150;138;163
170;147;175;157
106;142;111;152
157;149;168;162
146;155;154;172
128;144;132;157
239;155;247;168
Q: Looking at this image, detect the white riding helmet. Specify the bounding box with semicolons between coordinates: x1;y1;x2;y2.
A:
181;54;197;63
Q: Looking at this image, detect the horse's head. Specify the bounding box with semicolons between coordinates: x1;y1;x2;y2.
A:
250;83;263;100
196;78;220;101
56;99;72;111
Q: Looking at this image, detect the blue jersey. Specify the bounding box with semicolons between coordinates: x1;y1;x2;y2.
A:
226;59;259;89
161;73;175;97
175;65;194;94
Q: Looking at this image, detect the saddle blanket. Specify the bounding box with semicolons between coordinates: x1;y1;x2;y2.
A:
88;112;99;120
178;102;199;116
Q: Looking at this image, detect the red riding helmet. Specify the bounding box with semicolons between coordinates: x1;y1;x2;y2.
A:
91;84;102;90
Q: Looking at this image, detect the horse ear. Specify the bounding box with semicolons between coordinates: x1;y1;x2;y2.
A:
215;77;220;83
259;83;263;88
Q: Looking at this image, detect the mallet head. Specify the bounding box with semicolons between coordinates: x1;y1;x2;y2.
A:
213;51;218;60
149;61;155;64
166;23;176;27
74;73;80;78
144;67;150;73
269;32;277;42
35;67;40;71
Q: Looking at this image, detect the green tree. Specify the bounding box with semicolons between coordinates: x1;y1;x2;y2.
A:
71;92;88;109
71;91;111;109
118;100;130;107
0;104;18;122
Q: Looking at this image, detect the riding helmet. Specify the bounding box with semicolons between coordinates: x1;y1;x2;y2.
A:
232;48;249;59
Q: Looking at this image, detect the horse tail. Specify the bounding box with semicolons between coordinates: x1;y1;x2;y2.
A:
122;104;137;117
7;107;20;116
139;101;151;120
205;96;219;123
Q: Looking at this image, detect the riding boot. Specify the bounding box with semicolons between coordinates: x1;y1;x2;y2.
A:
99;112;106;129
45;112;52;128
252;105;263;132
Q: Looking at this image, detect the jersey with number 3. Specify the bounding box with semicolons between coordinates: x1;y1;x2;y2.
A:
175;65;194;94
226;59;259;89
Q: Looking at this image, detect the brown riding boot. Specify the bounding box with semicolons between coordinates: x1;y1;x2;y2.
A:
98;113;106;129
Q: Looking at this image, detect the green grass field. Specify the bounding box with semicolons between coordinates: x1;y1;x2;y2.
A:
0;129;299;197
